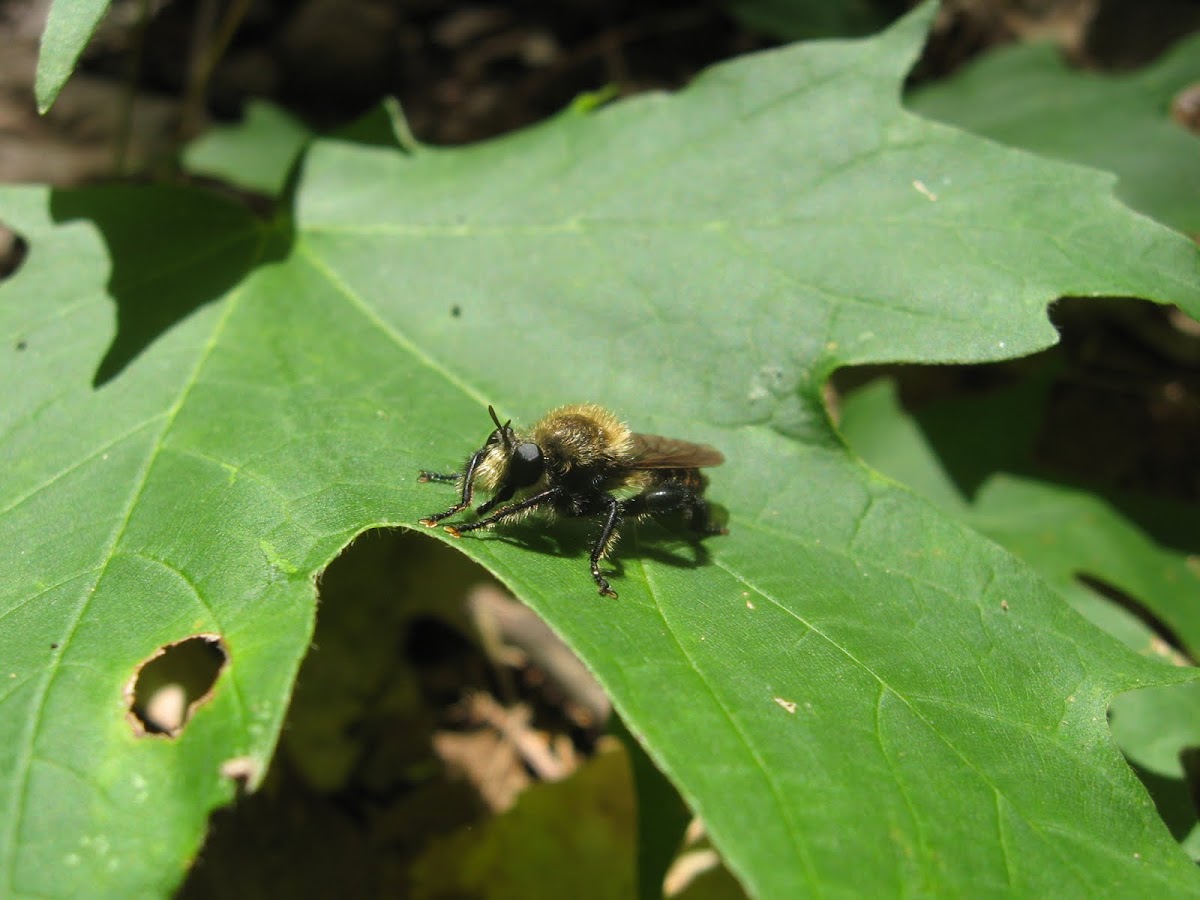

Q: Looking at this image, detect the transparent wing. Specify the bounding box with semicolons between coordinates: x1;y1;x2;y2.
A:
625;433;725;469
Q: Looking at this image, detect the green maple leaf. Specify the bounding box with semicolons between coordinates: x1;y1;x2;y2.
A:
4;5;1200;896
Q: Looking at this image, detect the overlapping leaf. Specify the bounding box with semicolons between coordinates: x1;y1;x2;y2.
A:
34;0;111;113
909;30;1200;235
840;377;1200;858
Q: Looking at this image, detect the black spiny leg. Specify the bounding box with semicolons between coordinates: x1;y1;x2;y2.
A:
626;481;727;536
444;488;560;537
474;484;516;517
418;447;487;526
590;496;623;599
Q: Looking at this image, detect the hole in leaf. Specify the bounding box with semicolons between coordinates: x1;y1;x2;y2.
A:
1074;572;1191;664
220;755;262;791
126;634;229;738
0;223;29;281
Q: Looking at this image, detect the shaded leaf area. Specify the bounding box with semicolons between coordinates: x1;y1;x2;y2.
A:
907;29;1200;235
45;186;285;385
4;7;1200;896
179;529;645;898
188;745;638;900
611;711;694;900
407;745;635;898
839;376;1200;856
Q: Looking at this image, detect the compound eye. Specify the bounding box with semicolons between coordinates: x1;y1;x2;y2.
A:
509;442;544;487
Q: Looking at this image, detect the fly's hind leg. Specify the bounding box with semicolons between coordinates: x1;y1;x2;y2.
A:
626;480;727;536
590;495;623;599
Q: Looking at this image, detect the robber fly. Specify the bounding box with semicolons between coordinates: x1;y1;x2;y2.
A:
418;404;726;598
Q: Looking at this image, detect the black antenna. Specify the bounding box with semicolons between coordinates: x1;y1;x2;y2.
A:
487;405;513;450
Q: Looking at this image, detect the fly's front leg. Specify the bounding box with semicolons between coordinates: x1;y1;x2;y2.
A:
590;496;623;599
444;488;559;536
474;484;516;517
418;447;487;526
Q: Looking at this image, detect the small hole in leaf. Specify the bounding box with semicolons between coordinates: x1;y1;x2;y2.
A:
220;755;261;791
126;634;229;738
1074;572;1190;664
0;224;29;281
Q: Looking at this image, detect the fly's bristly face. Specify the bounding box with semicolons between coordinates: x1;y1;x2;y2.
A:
418;403;726;599
474;405;547;495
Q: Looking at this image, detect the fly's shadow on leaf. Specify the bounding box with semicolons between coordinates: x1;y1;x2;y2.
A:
454;515;719;582
49;186;293;387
